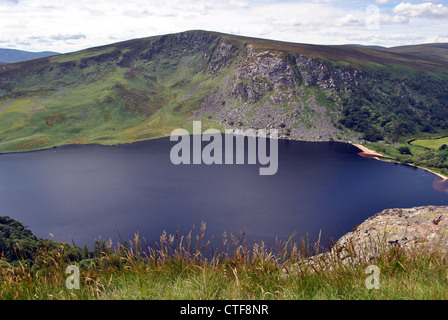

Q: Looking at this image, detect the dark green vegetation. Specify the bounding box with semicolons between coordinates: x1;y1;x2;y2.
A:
0;30;447;157
0;216;83;268
339;45;448;143
339;71;448;142
0;48;59;64
364;130;448;178
1;216;447;300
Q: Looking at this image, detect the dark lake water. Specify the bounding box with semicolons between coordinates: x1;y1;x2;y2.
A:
1;136;447;250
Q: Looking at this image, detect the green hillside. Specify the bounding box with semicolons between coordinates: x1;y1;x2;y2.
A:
0;30;447;154
0;32;239;152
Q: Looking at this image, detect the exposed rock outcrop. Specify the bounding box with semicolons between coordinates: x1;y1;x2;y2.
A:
193;42;357;142
337;206;448;259
282;205;448;278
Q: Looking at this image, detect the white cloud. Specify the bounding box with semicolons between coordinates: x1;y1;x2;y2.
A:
335;14;365;27
381;14;410;24
229;0;249;8
393;2;448;18
50;34;87;41
0;0;446;52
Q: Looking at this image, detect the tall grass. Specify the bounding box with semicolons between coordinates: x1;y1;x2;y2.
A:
1;223;447;300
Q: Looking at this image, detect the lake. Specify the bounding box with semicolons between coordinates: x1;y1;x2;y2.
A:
0;136;447;250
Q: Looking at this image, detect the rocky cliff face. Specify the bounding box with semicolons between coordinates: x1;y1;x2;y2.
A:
192;41;357;141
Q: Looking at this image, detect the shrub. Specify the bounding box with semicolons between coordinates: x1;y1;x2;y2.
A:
397;146;412;155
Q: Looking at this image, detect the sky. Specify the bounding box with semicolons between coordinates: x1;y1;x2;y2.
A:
0;0;447;53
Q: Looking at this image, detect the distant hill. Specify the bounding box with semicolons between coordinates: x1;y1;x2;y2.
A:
0;48;59;63
345;43;448;63
385;43;448;63
344;44;389;51
0;30;447;154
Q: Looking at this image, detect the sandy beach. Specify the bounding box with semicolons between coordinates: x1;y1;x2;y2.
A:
352;143;384;159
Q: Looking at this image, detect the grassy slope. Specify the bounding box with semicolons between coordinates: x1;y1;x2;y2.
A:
0;33;236;153
411;136;448;150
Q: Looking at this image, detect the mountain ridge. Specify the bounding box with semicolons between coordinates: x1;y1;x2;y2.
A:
3;30;448;72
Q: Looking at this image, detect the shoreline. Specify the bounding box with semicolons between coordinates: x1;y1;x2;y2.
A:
351;142;448;181
2;134;448;182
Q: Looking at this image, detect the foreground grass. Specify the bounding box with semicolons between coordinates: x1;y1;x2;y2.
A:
1;225;448;300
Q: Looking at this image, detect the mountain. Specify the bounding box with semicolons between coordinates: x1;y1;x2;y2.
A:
0;48;59;64
0;30;447;153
